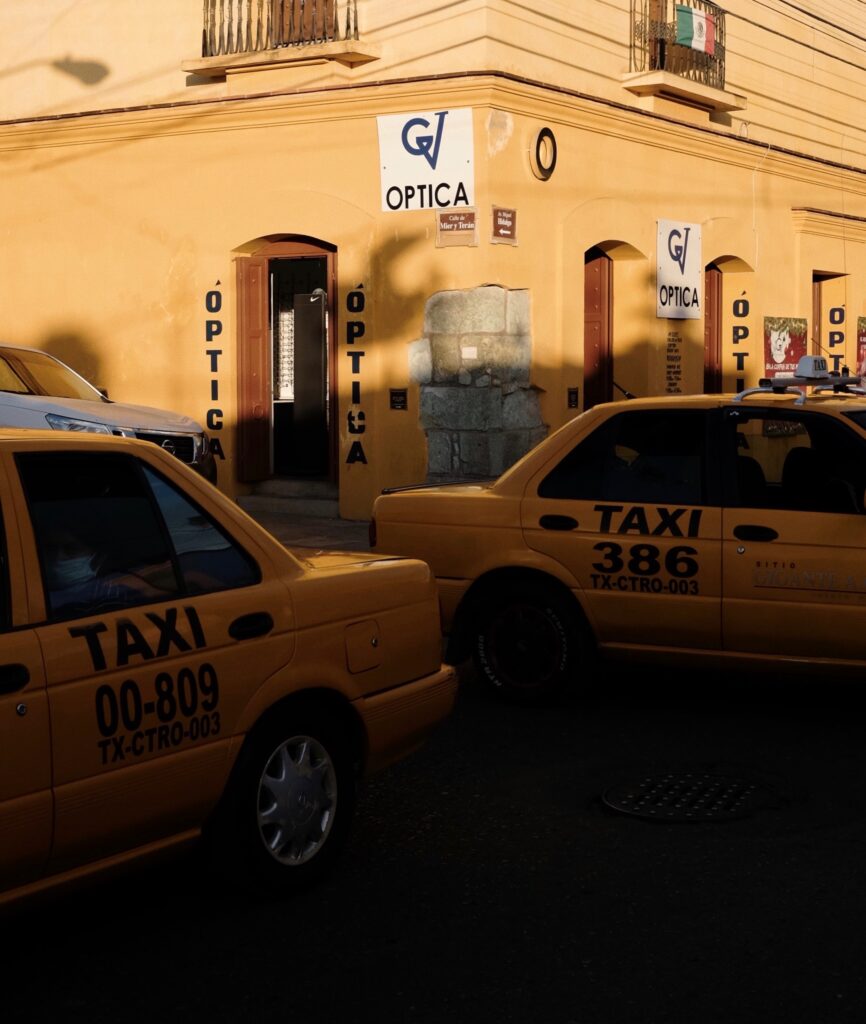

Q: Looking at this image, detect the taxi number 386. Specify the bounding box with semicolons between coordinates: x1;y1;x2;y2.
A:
589;542;700;595
94;663;221;765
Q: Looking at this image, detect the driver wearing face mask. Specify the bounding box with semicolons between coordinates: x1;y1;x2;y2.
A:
43;528;102;609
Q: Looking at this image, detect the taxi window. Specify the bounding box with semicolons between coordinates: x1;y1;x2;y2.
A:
539;410;707;505
727;410;865;513
142;466;260;594
18;454;262;621
17;453;181;620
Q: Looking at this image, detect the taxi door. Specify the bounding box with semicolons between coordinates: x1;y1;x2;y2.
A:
721;406;866;660
522;407;722;651
0;460;52;891
6;446;296;872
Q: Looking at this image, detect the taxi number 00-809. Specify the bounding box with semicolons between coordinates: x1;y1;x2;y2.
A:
589;542;700;595
94;664;221;765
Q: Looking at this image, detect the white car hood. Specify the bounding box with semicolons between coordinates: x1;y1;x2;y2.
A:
0;392;203;433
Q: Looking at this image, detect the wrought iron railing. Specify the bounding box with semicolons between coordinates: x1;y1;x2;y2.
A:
631;0;726;91
201;0;359;58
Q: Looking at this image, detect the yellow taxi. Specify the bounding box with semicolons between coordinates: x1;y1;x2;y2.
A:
372;356;866;702
0;430;456;904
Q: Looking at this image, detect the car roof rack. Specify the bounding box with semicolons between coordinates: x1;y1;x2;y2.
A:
733;355;866;406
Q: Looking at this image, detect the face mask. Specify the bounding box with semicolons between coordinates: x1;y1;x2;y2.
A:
51;555;94;587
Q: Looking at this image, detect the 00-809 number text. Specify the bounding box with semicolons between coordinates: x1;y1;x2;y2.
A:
95;663;220;738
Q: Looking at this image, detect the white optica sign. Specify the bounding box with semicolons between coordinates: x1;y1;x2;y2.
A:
657;219;702;319
378;108;475;212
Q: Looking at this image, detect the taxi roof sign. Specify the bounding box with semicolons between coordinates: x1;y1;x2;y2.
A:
791;355;829;380
735;355;866;405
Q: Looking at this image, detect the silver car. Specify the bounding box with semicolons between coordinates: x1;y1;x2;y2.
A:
0;344;216;482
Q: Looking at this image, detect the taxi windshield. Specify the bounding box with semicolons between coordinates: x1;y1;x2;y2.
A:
0;348;105;401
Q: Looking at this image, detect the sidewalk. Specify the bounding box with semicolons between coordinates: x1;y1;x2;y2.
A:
242;506;372;551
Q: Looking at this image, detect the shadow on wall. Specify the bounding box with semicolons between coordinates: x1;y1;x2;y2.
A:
40;332;107;395
603;335;705;405
373;234;447;345
0;57;109;86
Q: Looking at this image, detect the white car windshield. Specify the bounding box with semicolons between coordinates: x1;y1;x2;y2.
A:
0;348;105;402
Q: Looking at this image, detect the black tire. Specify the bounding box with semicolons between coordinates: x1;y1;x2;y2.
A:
472;580;584;704
208;710;355;896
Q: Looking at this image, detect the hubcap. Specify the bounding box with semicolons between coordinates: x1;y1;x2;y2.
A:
257;735;337;865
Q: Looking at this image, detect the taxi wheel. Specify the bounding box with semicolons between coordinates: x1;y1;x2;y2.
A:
210;712;354;895
472;581;582;703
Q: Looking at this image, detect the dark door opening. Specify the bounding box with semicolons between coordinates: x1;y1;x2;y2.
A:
271;258;329;476
237;239;336;485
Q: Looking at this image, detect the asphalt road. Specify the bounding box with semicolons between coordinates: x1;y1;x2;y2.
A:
4;660;866;1024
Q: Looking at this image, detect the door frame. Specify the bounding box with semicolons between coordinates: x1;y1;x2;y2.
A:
236;237;338;483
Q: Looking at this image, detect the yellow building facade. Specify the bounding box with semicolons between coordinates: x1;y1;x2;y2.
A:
2;1;866;518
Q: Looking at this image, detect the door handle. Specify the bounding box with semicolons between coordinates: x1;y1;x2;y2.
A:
0;663;30;695
733;524;779;542
228;612;275;641
539;515;578;531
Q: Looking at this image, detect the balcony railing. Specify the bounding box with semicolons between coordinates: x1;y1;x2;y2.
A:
201;0;359;58
631;0;726;91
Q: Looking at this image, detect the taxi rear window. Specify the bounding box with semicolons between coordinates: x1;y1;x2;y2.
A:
539;410;708;505
142;465;260;594
843;411;866;432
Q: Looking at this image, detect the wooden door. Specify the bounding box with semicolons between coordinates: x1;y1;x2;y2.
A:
704;265;722;393
584;249;612;409
236;257;270;482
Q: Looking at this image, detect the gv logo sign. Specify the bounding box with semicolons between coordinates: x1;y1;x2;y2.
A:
667;227;691;274
401;111;449;170
378;107;475;212
657;219;701;320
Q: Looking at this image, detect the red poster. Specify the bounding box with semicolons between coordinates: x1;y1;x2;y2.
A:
763;317;807;378
857;317;866;376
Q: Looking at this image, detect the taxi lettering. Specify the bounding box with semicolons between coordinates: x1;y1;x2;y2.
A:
69;606;207;671
594;505;702;537
94;662;221;765
753;568;846;591
590;541;701;595
97;713;222;765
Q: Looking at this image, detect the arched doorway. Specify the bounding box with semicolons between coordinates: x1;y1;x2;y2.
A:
236;237;337;483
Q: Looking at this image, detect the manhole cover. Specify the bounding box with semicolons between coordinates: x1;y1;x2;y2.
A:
602;772;775;823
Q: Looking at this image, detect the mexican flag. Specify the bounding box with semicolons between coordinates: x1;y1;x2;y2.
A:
675;4;716;54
